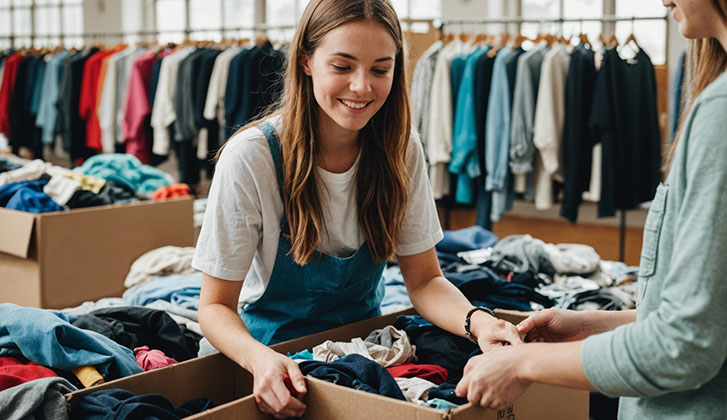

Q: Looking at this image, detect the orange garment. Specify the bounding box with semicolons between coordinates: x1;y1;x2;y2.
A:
152;183;191;200
78;49;118;151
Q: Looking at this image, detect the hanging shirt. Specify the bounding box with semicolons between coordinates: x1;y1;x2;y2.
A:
450;47;489;205
150;46;194;156
589;48;661;217
79;49;119;151
202;47;242;145
532;45;570;210
428;40;468;200
410;40;442;160
560;44;598;223
36;50;71;145
0;52;23;138
122;50;157;164
484;46;513;222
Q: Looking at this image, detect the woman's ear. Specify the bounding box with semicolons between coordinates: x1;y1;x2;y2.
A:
300;53;312;76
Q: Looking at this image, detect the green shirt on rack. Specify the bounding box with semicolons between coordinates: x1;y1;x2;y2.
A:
581;71;727;419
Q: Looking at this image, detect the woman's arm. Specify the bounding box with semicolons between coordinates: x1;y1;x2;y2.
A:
198;274;307;418
397;247;523;348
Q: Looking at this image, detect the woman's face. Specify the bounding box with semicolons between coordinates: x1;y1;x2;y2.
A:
301;19;397;136
663;0;725;40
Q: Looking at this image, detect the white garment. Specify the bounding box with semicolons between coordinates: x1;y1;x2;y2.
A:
191;115;443;305
0;159;51;186
202;47;242;149
43;176;81;206
312;326;416;367
151;47;195;156
544;243;601;275
117;48;148;144
582;143;602;202
395;377;438;402
533;45;571;210
124;245;198;288
98;47;132;153
427;40;468;199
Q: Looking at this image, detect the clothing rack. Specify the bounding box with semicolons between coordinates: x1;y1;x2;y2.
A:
439;14;668;31
436;14;667;263
0;24;298;46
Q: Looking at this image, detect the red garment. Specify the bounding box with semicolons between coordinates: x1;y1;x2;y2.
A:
386;363;448;385
152;183;191;200
123;51;157;164
0;357;58;392
134;346;178;371
0;53;24;137
79;49;118;151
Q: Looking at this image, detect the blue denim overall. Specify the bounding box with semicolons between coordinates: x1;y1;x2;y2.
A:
242;123;386;345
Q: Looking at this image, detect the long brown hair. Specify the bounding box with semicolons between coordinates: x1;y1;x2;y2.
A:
667;0;727;169
218;0;410;265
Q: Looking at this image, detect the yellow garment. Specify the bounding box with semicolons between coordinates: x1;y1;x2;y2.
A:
62;172;106;194
71;365;104;387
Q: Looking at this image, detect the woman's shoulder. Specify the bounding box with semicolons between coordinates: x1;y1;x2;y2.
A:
697;71;727;103
217;117;281;172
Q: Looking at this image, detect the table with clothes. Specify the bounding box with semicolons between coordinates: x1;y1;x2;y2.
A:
0;155;192;213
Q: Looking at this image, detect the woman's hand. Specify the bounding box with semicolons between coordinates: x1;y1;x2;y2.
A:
455;347;531;409
516;308;589;343
250;348;308;419
470;310;525;350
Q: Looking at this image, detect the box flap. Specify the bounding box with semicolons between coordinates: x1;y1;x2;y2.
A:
0;209;35;258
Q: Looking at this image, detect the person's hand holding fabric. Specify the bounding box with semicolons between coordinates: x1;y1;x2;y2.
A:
454;346;531;409
250;348;307;419
516;308;589;343
469;310;524;351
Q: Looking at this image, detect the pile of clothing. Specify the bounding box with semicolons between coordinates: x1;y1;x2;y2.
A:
0;155;182;213
0;302;203;419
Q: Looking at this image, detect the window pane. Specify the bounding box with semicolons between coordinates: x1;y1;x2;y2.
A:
14;36;31;47
391;0;408;18
157;0;186;31
63;35;83;48
223;0;254;29
563;0;602;18
0;0;9;7
410;0;441;19
522;0;558;18
62;5;82;35
34;36;60;48
616;0;666;17
36;0;61;5
615;20;666;64
158;31;185;45
267;0;295;26
297;0;310;17
35;6;61;35
0;10;9;35
12;0;31;6
190;30;222;42
190;0;221;30
12;8;31;36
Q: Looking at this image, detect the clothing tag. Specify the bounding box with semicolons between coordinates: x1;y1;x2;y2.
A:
627;58;639;65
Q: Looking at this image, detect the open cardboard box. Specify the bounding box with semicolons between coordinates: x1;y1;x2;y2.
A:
66;307;589;419
0;197;194;309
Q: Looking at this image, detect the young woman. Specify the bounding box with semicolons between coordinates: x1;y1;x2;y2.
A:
193;0;522;417
455;1;727;418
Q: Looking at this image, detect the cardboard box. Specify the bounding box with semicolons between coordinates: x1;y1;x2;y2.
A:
66;308;589;419
0;197;194;309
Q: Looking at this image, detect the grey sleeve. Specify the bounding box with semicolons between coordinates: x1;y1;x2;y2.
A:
509;57;537;174
581;96;727;398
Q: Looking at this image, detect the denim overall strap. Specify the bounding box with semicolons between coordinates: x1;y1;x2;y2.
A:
242;122;386;345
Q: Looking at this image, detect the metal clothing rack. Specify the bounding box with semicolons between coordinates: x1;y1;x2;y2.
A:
437;14;667;263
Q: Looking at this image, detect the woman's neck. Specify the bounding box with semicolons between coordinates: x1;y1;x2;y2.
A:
316;114;361;174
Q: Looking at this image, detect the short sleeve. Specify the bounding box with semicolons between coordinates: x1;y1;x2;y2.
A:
191;129;267;280
396;132;444;256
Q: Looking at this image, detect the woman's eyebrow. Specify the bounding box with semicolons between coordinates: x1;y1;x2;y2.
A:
330;52;394;62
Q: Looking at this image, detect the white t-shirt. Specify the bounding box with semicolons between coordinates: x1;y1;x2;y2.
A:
191;116;443;305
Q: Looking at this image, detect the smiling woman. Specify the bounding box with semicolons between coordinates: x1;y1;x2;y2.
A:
193;0;523;418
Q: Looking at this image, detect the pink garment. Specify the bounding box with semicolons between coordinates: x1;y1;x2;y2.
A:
122;51;157;164
134;346;178;371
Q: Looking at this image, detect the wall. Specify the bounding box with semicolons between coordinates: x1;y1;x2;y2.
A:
82;0;124;43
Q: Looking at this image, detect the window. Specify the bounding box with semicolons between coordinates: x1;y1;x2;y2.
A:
0;0;82;49
615;0;667;64
521;0;603;42
155;0;255;44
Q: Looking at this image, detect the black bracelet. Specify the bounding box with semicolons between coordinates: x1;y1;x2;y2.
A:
464;306;495;344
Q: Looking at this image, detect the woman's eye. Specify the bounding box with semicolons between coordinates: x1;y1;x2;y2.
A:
373;68;390;75
332;64;350;72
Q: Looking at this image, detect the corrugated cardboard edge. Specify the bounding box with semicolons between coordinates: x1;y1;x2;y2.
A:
0;208;36;258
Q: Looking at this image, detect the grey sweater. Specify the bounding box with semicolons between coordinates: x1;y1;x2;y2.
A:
582;71;727;419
